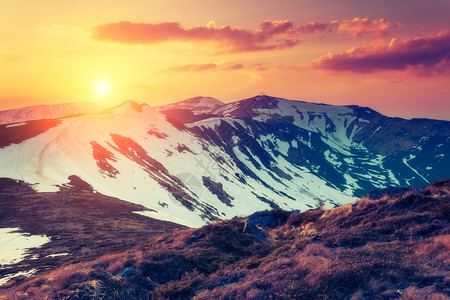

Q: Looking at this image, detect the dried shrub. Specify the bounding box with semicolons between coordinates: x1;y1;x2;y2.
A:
417;234;450;263
151;270;205;300
286;209;324;227
401;286;448;300
435;204;450;221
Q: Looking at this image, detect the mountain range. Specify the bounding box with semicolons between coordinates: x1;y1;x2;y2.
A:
0;102;104;126
0;95;449;227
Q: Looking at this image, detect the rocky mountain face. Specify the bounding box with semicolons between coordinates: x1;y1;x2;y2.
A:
0;95;448;226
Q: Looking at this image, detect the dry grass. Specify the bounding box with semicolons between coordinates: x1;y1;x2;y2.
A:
0;179;184;288
1;179;449;299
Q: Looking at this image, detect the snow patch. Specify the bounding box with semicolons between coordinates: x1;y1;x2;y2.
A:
402;157;429;184
5;122;27;128
0;269;37;286
0;228;50;266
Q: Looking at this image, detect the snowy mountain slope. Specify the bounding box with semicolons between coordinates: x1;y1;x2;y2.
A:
156;96;224;113
0;95;448;227
155;97;225;123
0;100;347;227
352;116;450;187
0;102;103;125
179;95;450;197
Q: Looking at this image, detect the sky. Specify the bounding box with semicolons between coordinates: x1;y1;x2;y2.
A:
1;0;449;120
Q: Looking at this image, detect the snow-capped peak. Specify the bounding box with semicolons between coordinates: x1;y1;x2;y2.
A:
0;102;104;125
0;94;448;229
100;100;152;115
156;96;225;114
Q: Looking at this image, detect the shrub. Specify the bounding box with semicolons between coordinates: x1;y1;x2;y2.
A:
417;234;450;263
401;286;448;300
151;270;205;300
435;204;450;221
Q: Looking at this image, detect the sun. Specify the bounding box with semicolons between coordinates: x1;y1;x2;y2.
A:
95;81;109;95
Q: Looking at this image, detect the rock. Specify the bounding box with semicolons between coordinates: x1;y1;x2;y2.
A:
118;267;136;279
91;263;106;269
244;210;291;239
367;186;413;200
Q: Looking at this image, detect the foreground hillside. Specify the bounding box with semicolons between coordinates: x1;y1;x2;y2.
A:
0;178;184;285
1;180;449;299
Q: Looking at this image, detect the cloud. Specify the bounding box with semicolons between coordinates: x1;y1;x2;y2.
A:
91;21;301;53
297;17;398;38
223;63;245;70
298;21;337;34
169;63;217;72
337;17;399;38
313;31;450;75
167;63;245;72
91;18;399;54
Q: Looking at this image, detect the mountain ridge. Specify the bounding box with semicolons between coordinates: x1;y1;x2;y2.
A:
0;95;448;227
0;102;104;125
2;95;450;124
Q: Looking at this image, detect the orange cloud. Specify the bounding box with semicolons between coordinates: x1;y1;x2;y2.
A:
91;21;301;53
337;17;399;38
169;63;217;72
313;31;450;75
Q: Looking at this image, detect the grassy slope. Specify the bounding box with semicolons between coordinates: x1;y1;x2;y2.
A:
0;178;185;285
1;180;449;299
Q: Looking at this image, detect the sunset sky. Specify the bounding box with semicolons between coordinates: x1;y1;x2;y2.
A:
1;0;449;120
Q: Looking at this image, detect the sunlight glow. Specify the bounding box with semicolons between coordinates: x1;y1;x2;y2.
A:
95;81;109;95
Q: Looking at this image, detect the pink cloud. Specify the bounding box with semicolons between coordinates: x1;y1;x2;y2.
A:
167;63;245;72
298;21;336;34
297;17;398;37
313;31;450;75
91;18;399;53
91;21;301;53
